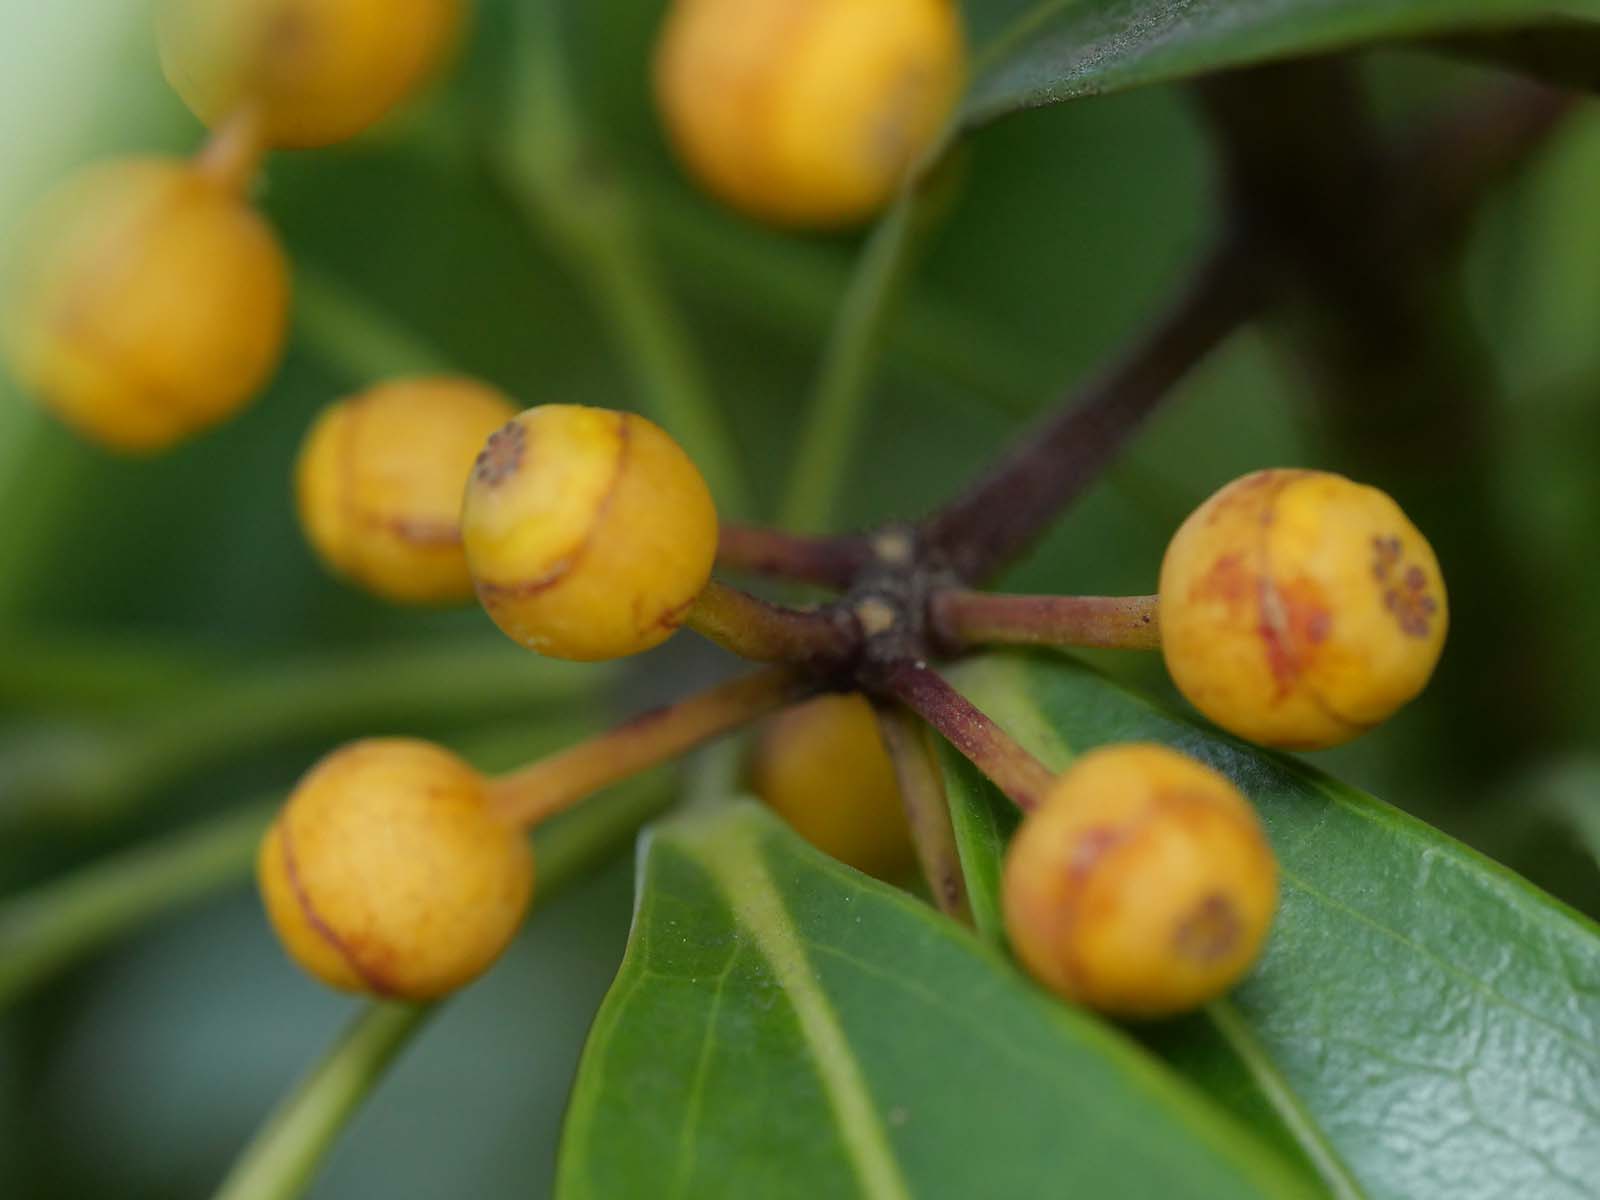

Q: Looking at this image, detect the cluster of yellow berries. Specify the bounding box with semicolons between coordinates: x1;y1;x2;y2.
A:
3;0;1449;1023
740;468;1446;1017
3;0;964;453
272;399;726;996
2;0;462;452
268;395;1448;1018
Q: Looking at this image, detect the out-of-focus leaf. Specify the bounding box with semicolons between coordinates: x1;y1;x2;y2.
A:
558;802;1317;1200
960;1;1600;126
940;652;1600;1200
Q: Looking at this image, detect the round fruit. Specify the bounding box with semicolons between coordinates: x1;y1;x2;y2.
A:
259;738;534;1000
462;405;719;661
1002;743;1278;1019
157;0;464;148
1159;469;1448;749
296;376;516;604
753;693;915;879
653;0;964;227
1;158;288;452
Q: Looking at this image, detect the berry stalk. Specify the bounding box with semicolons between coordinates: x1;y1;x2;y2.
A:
487;667;810;828
192;105;269;196
931;591;1160;651
879;662;1053;811
686;581;858;665
873;703;973;924
716;523;872;590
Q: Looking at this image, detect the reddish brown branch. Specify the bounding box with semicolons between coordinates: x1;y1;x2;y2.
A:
717;523;872;589
1394;77;1576;258
687;581;859;667
931;591;1160;652
879;662;1054;811
488;667;811;827
923;244;1260;584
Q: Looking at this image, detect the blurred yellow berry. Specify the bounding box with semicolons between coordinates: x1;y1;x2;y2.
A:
157;0;464;149
1002;743;1277;1019
0;159;288;453
258;738;533;1000
753;693;915;879
462;405;719;661
296;376;516;604
1159;469;1449;750
653;0;964;228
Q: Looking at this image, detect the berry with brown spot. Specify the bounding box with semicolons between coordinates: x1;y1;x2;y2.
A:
258;738;534;1000
1158;468;1448;750
461;405;719;661
295;376;516;604
1002;743;1278;1018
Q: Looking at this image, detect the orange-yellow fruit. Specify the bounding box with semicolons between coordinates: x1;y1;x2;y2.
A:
258;738;533;1000
653;0;965;228
0;158;288;453
1002;743;1278;1019
461;405;719;662
157;0;464;149
752;693;915;879
1159;469;1448;750
296;376;516;604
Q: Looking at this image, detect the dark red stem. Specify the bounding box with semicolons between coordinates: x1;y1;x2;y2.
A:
923;244;1260;584
717;523;873;590
931;591;1160;651
879;662;1054;811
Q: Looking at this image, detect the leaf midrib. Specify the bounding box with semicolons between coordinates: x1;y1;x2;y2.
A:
696;829;915;1200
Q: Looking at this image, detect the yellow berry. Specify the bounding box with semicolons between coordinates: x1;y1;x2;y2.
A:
1159;469;1449;750
752;693;915;880
258;738;533;1000
1002;744;1277;1019
157;0;464;149
653;0;965;228
0;158;288;453
296;377;516;604
461;405;719;662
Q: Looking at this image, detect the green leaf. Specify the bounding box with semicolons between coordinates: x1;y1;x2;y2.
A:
558;801;1319;1200
941;651;1600;1200
961;1;1600;126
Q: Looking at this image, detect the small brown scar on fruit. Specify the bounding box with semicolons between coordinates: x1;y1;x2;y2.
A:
476;418;632;603
1067;826;1125;881
375;514;462;547
1256;578;1300;695
263;7;314;63
1191;552;1253;613
278;818;396;997
652;593;697;633
473;420;526;488
1371;535;1438;638
1173;892;1241;964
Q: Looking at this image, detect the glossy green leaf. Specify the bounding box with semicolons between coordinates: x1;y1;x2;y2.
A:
941;652;1600;1200
558;802;1318;1200
960;1;1600;126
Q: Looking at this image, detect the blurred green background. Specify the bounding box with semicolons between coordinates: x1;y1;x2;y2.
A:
3;1;1598;1195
